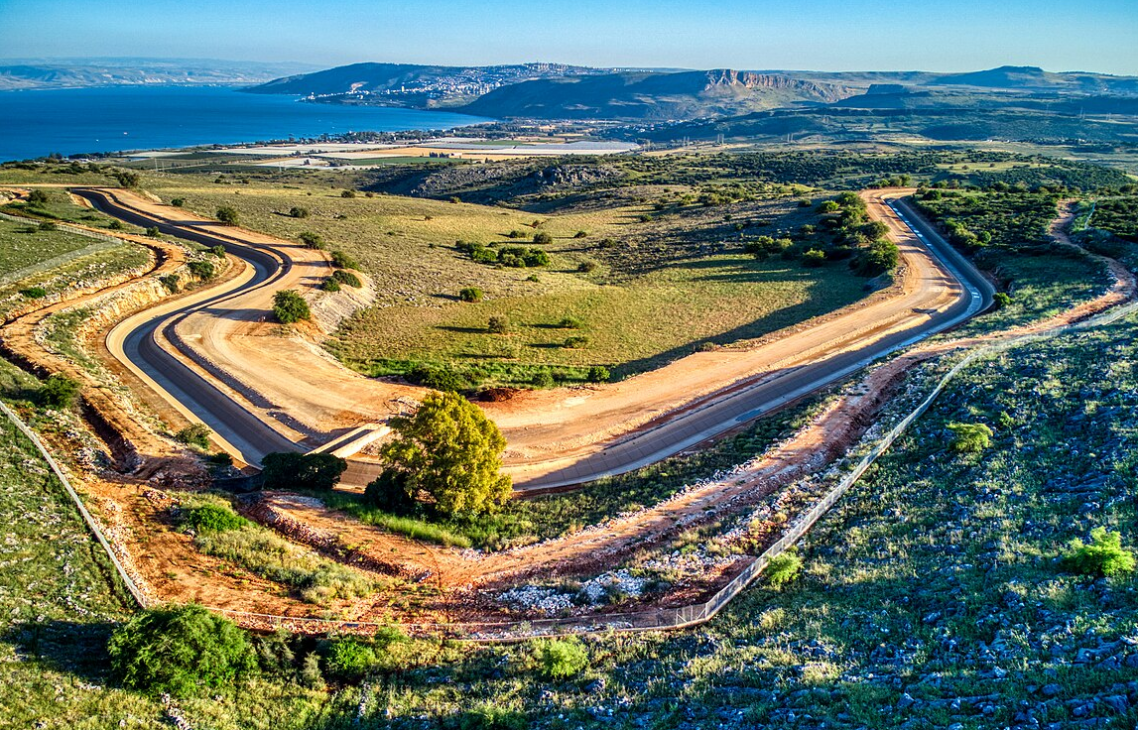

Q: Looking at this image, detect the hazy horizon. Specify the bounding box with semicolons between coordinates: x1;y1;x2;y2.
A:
0;55;1134;78
0;0;1134;77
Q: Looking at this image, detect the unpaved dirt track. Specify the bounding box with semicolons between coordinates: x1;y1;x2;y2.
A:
82;188;992;488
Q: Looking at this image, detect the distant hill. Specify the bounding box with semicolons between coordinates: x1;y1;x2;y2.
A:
927;65;1138;95
456;69;858;120
246;62;609;106
0;58;317;91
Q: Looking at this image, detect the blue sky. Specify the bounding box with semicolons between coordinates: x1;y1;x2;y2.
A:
2;0;1135;75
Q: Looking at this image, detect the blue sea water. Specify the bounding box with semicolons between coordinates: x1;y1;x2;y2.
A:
0;85;493;162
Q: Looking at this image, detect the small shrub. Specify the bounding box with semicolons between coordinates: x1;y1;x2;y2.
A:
330;250;360;270
534;637;588;680
107;605;254;697
802;249;827;267
488;315;510;334
272;289;311;324
331;269;362;288
563;336;589;349
38;221;58;232
321;278;342;292
40;373;80;409
341;189;357;198
993;292;1012;309
573;230;588;239
558;316;584;329
159;274;180;293
1062;528;1136;577
586;365;610;383
209;245;227;258
108;219;125;231
299;653;324;689
533;231;553;245
532;369;555;388
765;549;803;589
175;422;212;449
183;503;246;533
577;260;597;273
947;422;993;454
289;206;309;218
459;287;483;303
406;364;468;392
215;206;239;224
598;237;617;248
324;636;379;680
299;232;324;249
145;226;161;237
188;260;215;280
27;189;50;205
170;198;185;207
20;286;47;299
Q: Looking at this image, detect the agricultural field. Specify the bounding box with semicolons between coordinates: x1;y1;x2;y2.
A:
143;175;871;384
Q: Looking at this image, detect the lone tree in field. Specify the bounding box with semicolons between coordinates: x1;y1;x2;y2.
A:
380;391;512;517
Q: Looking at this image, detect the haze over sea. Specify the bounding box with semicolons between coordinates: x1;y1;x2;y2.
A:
0;85;492;162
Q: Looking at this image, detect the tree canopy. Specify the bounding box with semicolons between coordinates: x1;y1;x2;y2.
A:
379;391;511;516
107;604;254;697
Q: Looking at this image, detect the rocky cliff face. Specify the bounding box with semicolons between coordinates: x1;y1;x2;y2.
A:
701;70;855;103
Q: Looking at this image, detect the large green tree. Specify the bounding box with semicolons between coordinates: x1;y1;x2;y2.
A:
380;392;512;516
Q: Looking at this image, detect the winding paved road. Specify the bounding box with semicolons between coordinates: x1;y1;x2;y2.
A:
76;188;993;491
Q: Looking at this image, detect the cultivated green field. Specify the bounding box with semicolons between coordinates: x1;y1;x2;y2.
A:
143;176;870;383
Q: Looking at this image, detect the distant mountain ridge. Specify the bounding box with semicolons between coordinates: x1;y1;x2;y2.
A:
0;58;318;91
248;62;1138;121
927;65;1138;95
457;69;858;120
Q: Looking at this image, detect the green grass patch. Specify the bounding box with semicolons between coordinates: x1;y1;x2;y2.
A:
177;494;383;604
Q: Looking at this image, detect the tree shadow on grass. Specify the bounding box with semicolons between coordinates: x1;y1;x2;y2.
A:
1;619;117;684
